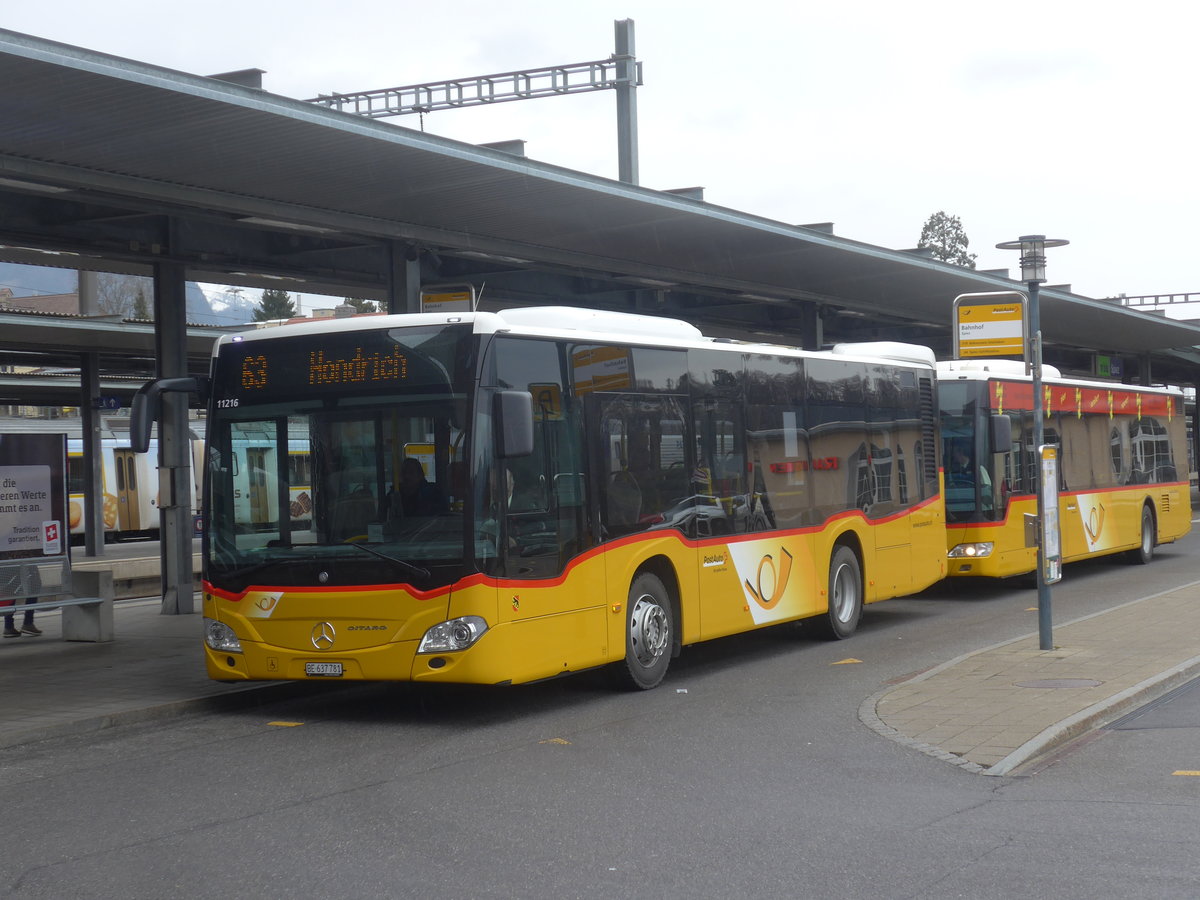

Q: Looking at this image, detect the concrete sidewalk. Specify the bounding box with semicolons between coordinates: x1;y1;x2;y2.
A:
2;583;1199;773
861;579;1200;775
0;598;283;749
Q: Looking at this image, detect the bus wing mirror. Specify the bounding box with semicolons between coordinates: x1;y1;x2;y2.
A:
494;390;534;458
130;376;211;453
990;414;1012;453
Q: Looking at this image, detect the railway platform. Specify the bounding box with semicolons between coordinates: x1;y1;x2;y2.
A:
70;542;202;599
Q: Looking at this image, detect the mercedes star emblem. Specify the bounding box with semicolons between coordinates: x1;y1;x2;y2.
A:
311;621;336;650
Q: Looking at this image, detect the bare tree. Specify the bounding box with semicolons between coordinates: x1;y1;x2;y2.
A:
94;273;154;317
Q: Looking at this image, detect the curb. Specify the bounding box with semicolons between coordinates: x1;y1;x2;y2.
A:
982;653;1200;776
858;674;988;776
0;681;303;751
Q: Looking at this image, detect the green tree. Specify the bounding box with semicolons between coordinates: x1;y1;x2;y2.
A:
918;211;977;269
254;288;298;321
344;297;379;313
132;287;151;320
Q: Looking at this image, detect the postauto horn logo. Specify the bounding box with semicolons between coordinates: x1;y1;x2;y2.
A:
743;546;793;611
729;542;798;626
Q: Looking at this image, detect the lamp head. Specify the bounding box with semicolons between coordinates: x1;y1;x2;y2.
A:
995;234;1069;284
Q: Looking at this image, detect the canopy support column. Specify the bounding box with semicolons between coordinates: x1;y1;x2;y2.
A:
388;242;422;314
153;260;194;615
78;270;105;557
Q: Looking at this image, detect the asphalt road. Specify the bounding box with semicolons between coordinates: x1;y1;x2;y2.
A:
4;532;1200;899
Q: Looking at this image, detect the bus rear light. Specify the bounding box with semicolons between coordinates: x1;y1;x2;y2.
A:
948;542;994;559
418;616;488;653
204;618;243;653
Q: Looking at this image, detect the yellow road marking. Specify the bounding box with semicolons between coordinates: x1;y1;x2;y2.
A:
832;658;862;665
1172;770;1200;776
539;737;571;745
268;721;304;727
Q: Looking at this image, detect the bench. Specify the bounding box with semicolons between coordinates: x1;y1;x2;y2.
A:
2;570;114;642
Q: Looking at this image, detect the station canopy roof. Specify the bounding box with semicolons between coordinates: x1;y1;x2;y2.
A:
2;26;1199;379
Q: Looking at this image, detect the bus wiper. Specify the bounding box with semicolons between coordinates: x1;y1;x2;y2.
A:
345;542;431;581
220;554;319;582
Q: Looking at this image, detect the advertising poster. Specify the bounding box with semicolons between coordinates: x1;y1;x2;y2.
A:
0;434;67;562
0;434;68;605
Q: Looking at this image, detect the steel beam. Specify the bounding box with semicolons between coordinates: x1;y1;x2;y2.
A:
614;19;640;185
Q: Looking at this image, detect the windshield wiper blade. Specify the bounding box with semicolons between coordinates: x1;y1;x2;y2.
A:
217;554;318;582
345;542;431;581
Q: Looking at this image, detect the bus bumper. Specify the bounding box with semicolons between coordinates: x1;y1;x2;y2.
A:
204;615;610;686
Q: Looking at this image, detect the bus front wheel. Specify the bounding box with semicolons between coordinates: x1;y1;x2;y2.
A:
614;572;673;690
814;545;862;640
1126;505;1155;565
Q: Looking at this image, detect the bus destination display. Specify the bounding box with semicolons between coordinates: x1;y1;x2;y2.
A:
214;326;470;406
240;345;409;392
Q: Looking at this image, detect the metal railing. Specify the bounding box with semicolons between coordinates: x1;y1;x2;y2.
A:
1115;292;1200;307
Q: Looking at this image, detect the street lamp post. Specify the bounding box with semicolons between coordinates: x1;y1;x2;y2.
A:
995;234;1069;651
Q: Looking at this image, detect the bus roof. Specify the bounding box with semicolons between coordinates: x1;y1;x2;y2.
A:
215;306;938;370
937;358;1183;396
832;341;936;368
938;358;1060;379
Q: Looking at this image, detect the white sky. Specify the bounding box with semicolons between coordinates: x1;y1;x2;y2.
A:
7;0;1200;314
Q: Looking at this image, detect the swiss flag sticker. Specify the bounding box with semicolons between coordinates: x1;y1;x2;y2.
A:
42;521;61;555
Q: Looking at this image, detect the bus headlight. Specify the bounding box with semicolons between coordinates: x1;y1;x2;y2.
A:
418;616;488;653
948;542;994;558
204;618;242;653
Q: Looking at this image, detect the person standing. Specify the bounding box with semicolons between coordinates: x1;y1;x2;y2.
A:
3;597;40;638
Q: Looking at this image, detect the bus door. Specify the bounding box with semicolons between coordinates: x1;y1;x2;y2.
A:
691;398;748;538
861;366;935;595
586;390;692;651
855;433;912;594
590;392;692;540
113;448;142;531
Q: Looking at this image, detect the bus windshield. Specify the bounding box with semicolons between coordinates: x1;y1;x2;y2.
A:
204;324;476;593
939;380;999;523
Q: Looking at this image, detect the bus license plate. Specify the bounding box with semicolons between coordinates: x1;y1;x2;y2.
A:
305;662;343;677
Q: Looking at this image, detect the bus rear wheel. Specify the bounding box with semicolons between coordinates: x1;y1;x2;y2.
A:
1126;505;1155;565
814;545;862;640
614;572;673;690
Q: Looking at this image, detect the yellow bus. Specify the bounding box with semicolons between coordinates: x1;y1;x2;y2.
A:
938;359;1191;578
136;307;946;689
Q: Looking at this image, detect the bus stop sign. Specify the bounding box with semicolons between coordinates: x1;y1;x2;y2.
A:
953;291;1028;359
